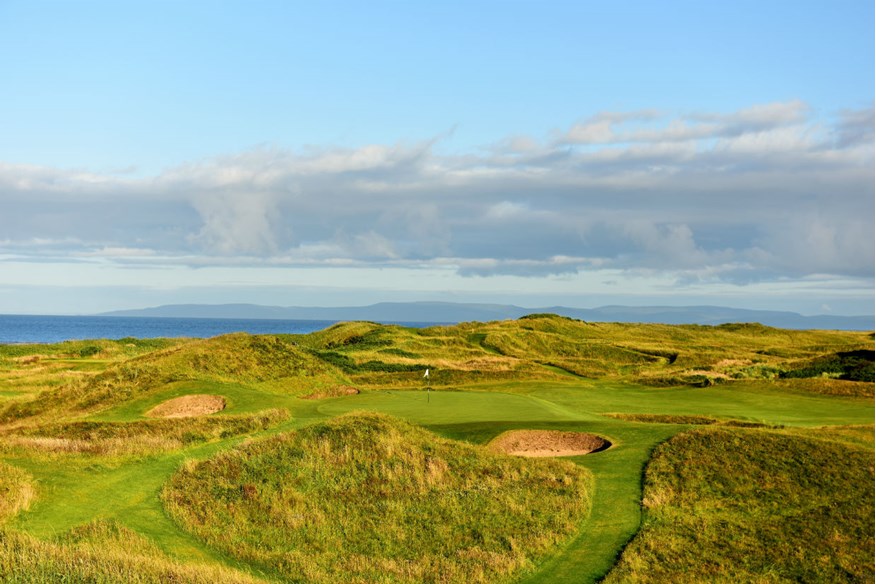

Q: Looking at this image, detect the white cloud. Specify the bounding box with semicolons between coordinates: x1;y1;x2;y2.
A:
0;100;871;296
560;100;812;146
189;190;279;255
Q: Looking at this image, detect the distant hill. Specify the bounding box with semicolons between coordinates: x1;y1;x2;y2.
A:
99;302;874;331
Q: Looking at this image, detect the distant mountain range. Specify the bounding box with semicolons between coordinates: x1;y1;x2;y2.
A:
99;302;874;331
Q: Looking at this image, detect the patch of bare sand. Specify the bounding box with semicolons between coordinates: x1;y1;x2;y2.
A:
488;430;610;458
301;385;360;400
147;394;226;418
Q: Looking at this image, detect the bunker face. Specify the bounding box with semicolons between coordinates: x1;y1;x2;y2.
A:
489;430;611;458
146;394;226;418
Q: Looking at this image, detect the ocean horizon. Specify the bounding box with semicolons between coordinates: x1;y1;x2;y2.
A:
0;314;440;344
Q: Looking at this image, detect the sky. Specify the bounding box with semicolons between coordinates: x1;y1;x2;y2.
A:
0;0;873;315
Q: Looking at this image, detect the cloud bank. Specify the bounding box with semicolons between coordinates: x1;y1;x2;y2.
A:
1;101;872;291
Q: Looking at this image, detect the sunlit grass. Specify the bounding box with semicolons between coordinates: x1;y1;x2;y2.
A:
163;412;592;584
603;426;875;582
0;316;871;582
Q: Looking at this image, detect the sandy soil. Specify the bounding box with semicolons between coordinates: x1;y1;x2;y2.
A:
489;430;610;458
146;394;226;418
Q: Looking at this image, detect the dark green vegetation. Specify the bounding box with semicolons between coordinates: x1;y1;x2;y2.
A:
0;315;872;583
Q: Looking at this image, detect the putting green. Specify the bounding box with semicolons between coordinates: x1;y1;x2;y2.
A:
4;379;872;583
318;381;874;428
316;388;589;425
303;382;874;582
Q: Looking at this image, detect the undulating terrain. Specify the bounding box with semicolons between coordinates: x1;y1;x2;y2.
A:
0;315;872;583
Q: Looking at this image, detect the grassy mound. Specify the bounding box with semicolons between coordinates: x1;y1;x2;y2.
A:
163;412;592;583
3;409;288;456
0;334;347;421
0;521;265;584
603;426;875;583
78;334;344;405
293;315;874;389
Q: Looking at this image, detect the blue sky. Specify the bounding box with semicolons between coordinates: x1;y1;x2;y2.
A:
0;0;873;315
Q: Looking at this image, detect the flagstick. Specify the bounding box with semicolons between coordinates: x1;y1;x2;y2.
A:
424;368;430;403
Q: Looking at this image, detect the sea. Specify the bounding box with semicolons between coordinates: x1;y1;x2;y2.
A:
0;315;439;345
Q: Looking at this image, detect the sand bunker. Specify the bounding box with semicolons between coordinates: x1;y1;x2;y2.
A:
489;430;610;458
147;394;226;418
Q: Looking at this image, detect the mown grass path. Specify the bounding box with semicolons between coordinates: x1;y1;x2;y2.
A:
519;422;680;583
319;382;873;583
3;379;872;583
7;447;248;568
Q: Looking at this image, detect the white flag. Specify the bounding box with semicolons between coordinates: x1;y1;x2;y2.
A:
424;369;430;378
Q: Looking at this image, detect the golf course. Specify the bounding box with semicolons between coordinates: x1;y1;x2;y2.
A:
0;314;872;583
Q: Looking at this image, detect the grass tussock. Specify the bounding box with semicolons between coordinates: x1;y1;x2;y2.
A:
771;377;874;398
163;412;592;584
603;426;875;583
0;524;266;584
2;409;288;456
0;463;33;523
300;385;360;400
602;413;719;425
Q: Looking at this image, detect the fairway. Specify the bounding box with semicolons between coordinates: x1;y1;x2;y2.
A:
0;320;872;583
300;382;875;581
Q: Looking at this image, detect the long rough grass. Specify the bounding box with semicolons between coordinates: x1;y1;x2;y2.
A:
0;333;348;422
603;426;875;583
0;462;33;523
1;409;289;456
0;318;871;583
163;412;592;584
0;524;267;584
295;315;874;391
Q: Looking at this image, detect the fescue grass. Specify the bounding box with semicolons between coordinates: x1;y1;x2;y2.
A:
602;426;875;583
163;412;592;584
0;316;871;583
3;409;288;456
602;413;720;425
0;526;268;584
0;462;33;523
0;333;348;423
287;315;875;392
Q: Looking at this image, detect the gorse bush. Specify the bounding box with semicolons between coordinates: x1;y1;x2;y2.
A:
163;412;592;584
780;350;874;382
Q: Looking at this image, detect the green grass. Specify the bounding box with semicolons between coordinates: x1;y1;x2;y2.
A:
163;412;592;584
305;382;874;581
602;426;875;582
0;526;267;583
0;317;872;582
4;409;288;456
0;461;33;523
